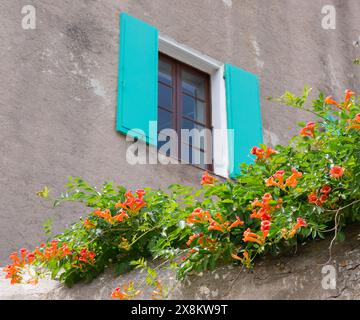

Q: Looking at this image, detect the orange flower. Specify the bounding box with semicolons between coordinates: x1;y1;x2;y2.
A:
208;220;225;233
113;210;129;222
250;146;265;160
186;208;211;225
231;251;251;267
348;123;360;129
296;217;307;228
344;89;355;109
355;113;360;123
115;190;146;214
136;189;145;199
265;168;302;188
111;287;127;300
348;113;360;129
300;122;316;138
285;177;298;188
186;233;203;246
3;248;39;285
266;169;302;189
265;176;276;187
77;248;96;265
309;186;332;207
250;209;261;219
260;211;271;221
250;208;269;221
291;167;302;178
93;208;102;217
261;220;271;238
251;145;276;161
111;282;141;300
33;240;72;262
265;147;277;159
228;216;245;231
320;185;332;194
231;253;242;261
273;170;285;187
93;208;113;222
289;217;308;237
3;264;21;285
285;168;303;188
151;280;165;300
262;193;273;202
274;170;285;185
215;212;224;222
325;96;340;108
84;218;95;230
200;171;217;185
27;253;36;264
251;198;262;208
330;166;345;179
95;207;129;224
243;228;264;246
186;215;197;224
267;170;285;187
241;251;251;267
345;89;355;101
250;193;281;221
319;194;328;204
60;243;71;257
308;192;318;204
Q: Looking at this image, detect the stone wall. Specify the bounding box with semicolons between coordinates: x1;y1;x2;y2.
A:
0;0;360;261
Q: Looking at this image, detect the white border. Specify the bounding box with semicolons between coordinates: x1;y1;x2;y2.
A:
158;34;229;178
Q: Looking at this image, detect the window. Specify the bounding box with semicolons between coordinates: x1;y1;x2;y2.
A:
157;54;213;171
117;13;263;178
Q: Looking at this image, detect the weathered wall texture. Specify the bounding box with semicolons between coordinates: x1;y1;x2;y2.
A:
1;224;360;300
0;0;360;261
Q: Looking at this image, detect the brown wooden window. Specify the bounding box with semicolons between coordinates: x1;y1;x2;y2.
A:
157;53;213;170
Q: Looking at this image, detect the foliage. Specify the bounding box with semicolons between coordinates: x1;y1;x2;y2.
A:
3;89;360;299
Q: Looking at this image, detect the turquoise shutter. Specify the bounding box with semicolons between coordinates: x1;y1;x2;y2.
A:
117;13;158;145
224;64;263;178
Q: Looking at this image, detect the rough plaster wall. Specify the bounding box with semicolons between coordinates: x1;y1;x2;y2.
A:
2;224;360;300
130;0;360;143
0;0;359;262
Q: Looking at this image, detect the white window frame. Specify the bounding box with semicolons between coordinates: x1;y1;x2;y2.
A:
158;34;229;178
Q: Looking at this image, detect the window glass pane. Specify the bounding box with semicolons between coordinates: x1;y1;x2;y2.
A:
159;59;172;86
181;70;205;99
181;118;205;132
159;83;173;110
182;94;205;123
197;151;207;169
158;137;171;157
181;143;207;168
157;57;212;169
158;109;172;132
181;119;207;151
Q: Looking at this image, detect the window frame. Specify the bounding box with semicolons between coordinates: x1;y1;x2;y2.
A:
157;53;213;171
158;34;229;178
